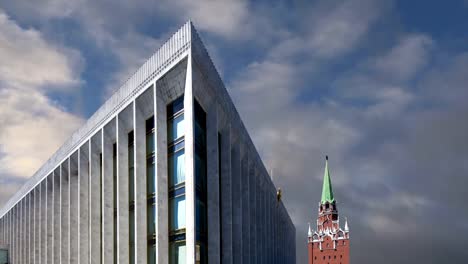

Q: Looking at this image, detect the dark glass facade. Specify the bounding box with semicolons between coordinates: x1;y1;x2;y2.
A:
194;100;207;264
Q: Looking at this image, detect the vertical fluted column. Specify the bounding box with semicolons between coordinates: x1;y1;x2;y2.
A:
19;199;23;264
0;214;3;244
134;96;147;264
256;169;262;264
184;54;196;264
20;199;23;264
13;205;17;264
1;214;4;245
80;142;90;264
47;174;54;263
54;167;61;264
261;178;266;264
268;185;273;263
231;140;241;263
103;119;117;264
90;132;103;264
61;159;70;264
155;86;168;264
41;181;46;264
117;105;133;264
0;216;3;244
206;103;220;263
220;125;232;264
28;194;32;264
70;151;80;264
241;151;250;264
35;186;40;264
249;161;256;264
43;180;48;264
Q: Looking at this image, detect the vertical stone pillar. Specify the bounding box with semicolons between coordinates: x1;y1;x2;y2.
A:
117;104;133;264
231;139;241;263
134;92;149;264
13;205;17;264
90;132;103;264
19;199;23;264
28;193;32;264
70;151;80;264
220;125;232;264
241;151;250;264
256;169;262;264
80;143;90;264
42;180;47;264
206;103;220;263
54;167;62;264
0;216;2;243
61;159;70;264
155;86;169;264
47;174;54;263
25;196;28;262
249;160;256;264
103;119;117;264
183;53;196;264
35;186;40;264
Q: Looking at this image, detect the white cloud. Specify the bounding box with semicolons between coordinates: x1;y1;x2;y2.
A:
0;10;82;90
158;0;252;39
0;89;83;178
373;34;433;81
308;0;383;58
176;0;249;38
0;179;25;209
102;31;163;97
0;10;84;180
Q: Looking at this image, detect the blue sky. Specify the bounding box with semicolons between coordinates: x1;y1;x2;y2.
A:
0;0;468;263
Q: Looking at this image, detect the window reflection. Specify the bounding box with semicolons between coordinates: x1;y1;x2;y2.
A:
169;242;186;264
169;149;185;187
170;195;186;231
168;114;184;142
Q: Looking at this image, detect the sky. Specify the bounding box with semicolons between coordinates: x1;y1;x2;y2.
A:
0;0;467;263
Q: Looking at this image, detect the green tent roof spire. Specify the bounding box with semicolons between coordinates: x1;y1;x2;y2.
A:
321;155;335;204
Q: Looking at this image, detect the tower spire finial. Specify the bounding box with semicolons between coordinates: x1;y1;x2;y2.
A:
308;222;312;237
321;155;334;204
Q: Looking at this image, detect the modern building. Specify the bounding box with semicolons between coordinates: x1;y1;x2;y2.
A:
308;157;350;264
0;22;296;264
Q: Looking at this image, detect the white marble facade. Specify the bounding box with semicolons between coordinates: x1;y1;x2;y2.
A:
0;22;295;264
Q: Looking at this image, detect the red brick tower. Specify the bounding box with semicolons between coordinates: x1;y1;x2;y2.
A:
308;156;350;264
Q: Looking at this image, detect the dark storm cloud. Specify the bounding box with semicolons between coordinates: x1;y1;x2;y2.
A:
0;0;467;263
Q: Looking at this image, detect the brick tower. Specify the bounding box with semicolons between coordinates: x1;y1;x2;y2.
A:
308;156;350;264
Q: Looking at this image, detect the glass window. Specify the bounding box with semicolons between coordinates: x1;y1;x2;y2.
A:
170;196;186;231
169;150;185;187
146;132;155;154
130;207;135;264
147;159;156;194
170;242;186;264
0;249;8;264
168;114;185;142
147;202;156;235
129;166;135;200
148;244;156;264
167;96;184;117
129;209;135;243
